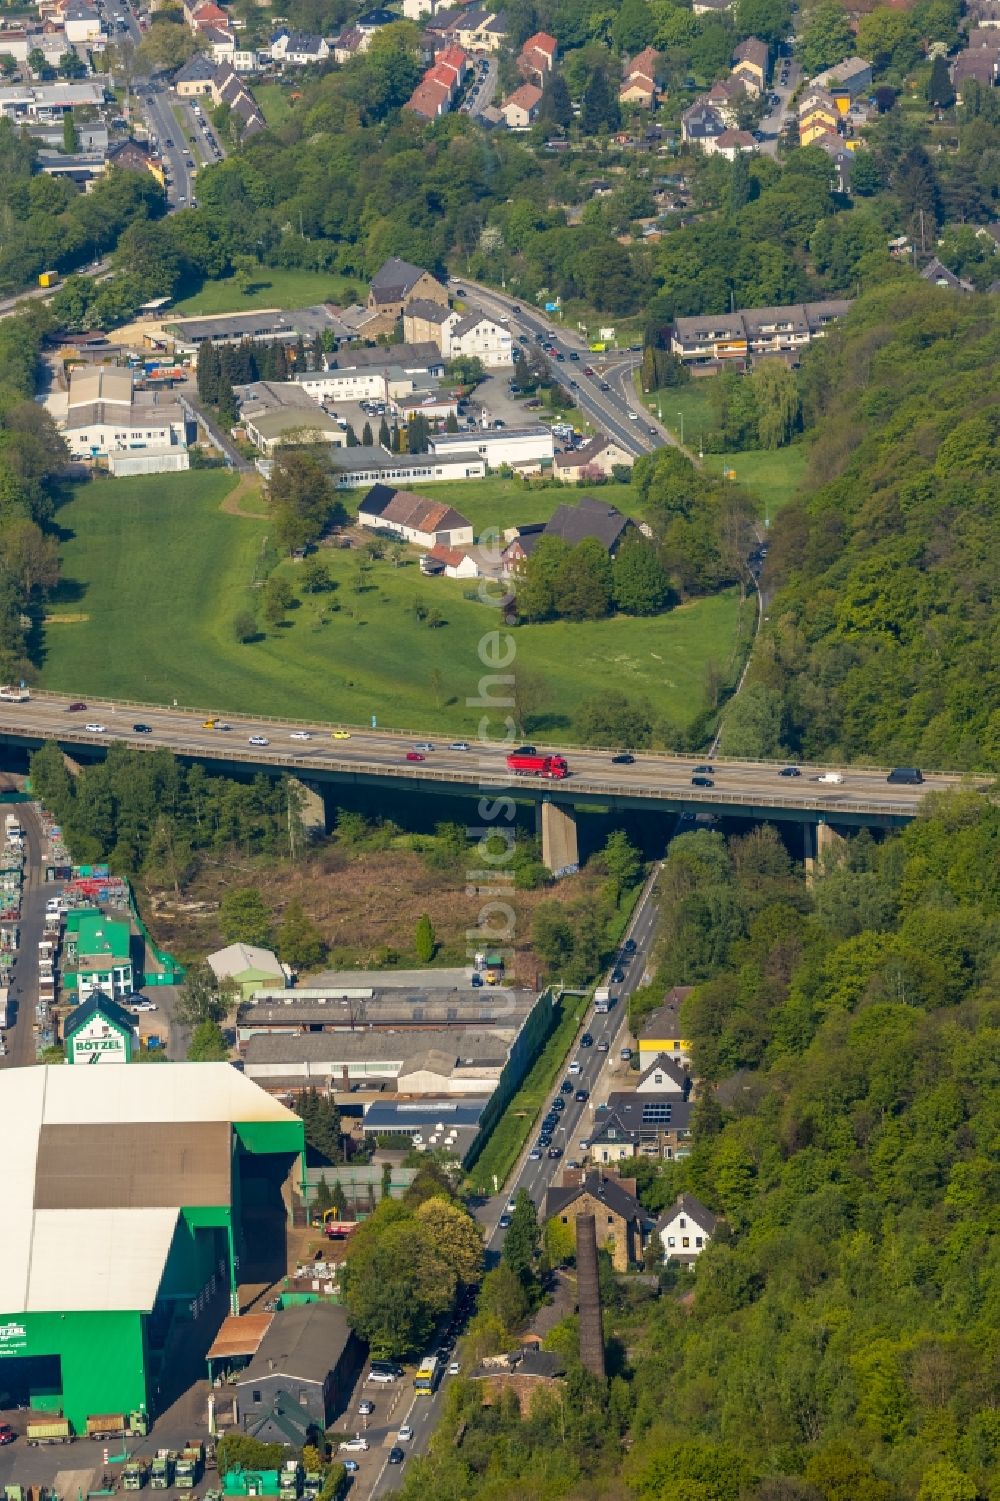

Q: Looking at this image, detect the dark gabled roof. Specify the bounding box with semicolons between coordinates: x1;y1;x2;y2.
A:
174;52;217;82
589;1108;638;1144
605;1093;693;1133
358;481;396;517
639;988;694;1036
243;1390;313;1445
63;990;137;1041
370;257;437;302
239;1302;353;1386
544;1170;641;1224
921;257;973;291
656;1191;718;1235
542;494;631;551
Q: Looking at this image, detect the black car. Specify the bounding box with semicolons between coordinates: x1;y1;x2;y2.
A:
611;752;634;764
538;1133;552;1147
693;764;714;773
547;1146;563;1159
511;304;521;312
692;775;714;788
611;967;625;983
133;722;153;734
388;1447;405;1464
624;937;636;953
569;351;580;360
515;744;536;755
779;766;801;778
580;1032;593;1047
560;1079;574;1094
574;1089;589;1102
165;136;174;146
551;1096;565;1111
599;381;611;391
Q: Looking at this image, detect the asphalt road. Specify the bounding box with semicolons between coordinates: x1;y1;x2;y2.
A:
363;865;665;1498
0;805;60;1071
758;45;801;155
0;694;960;823
453;276;659;458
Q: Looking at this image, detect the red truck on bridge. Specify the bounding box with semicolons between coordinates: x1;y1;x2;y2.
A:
506;753;569;779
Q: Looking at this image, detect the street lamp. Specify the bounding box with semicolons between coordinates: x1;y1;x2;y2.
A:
677;411;684;445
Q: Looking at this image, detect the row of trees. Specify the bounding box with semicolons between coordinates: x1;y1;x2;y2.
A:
342;1163;483;1355
516;534;674;622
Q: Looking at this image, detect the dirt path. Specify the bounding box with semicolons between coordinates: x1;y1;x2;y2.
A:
220;471;268;518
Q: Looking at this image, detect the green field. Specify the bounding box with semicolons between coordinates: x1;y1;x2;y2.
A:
172;268;362;317
41;473;744;737
254;83;297;128
348;476;637;537
642;377;810;516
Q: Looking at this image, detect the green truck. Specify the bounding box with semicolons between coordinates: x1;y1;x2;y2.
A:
278;1462;302;1501
175;1439;204;1489
122;1463;147;1491
150;1452;176;1488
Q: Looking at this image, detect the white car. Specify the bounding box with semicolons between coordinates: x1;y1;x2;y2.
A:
568;1060;582;1075
339;1437;369;1453
627;410;638;421
85;722;106;733
397;1425;413;1442
448;1361;461;1375
817;772;844;784
130;999;157;1013
248;735;269;747
289;731;311;741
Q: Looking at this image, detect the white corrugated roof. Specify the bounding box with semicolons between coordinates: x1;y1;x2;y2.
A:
208;943;286;980
40;1061;297;1125
0;1065;298;1314
28;1208;179;1312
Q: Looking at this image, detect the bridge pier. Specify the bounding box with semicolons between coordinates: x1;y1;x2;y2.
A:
804;818;846;885
537;801;579;878
289;777;327;839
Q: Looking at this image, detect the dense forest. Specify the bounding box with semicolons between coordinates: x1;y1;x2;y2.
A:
723;282;999;771
398;793;1000;1501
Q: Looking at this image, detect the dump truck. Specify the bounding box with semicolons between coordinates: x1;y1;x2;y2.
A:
279;1462;302;1501
122;1462;147;1491
150;1451;175;1488
26;1417;73;1445
37;271;58;289
175;1440;204;1488
505;752;569;779
85;1413;128;1440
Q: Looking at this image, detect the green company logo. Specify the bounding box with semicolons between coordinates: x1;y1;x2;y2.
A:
0;1321;27;1357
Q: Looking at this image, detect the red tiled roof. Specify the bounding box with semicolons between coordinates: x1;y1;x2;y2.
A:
505;82;542;111
522;30;556;56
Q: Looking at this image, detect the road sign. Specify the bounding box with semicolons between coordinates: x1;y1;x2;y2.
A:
544;300;560;311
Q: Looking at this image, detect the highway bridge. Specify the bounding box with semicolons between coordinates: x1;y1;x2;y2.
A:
0;693;966;873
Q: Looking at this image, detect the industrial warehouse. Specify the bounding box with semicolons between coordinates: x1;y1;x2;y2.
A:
0;1064;305;1433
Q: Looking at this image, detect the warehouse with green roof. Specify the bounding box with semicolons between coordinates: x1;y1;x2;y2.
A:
0;1064;305;1431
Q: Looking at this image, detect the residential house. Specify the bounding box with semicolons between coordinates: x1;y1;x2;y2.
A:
405;77;452;117
704;75;746;125
63;0;102;43
588;1108;639;1164
187;0;229;33
670;299;850;365
66;910;133;1002
952;46;1000;97
636;989;694;1064
502;81;542;128
967;26;1000;47
620;47;661;108
332;26;366;61
714;127;755;159
420;542;481;578
501;493;633;570
680;100;725;150
603;1093;694;1160
63;991;138;1066
403;298;461;351
552;434;633;483
731;36;768;97
435;43;471;84
635;1052;691;1097
921;257;974;291
235;1304;365;1443
368;257;448;319
811;129;854;192
811;55;873;111
798;87;839;145
200;25;237;63
208;943;290;1000
403;0;437;15
174;52;218;96
270;27;329;64
967;0;1000;23
424;4;507;53
449;309;514;364
655;1192;718;1263
209;64;265;137
428;425;553;467
543;1170;644;1271
358;484;474;548
518;30;556;84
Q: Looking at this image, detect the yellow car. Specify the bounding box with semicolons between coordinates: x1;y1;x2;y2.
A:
332;730;351;740
203;719;217;728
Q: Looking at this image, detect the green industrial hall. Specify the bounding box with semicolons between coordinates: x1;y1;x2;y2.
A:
0;1064;305;1432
